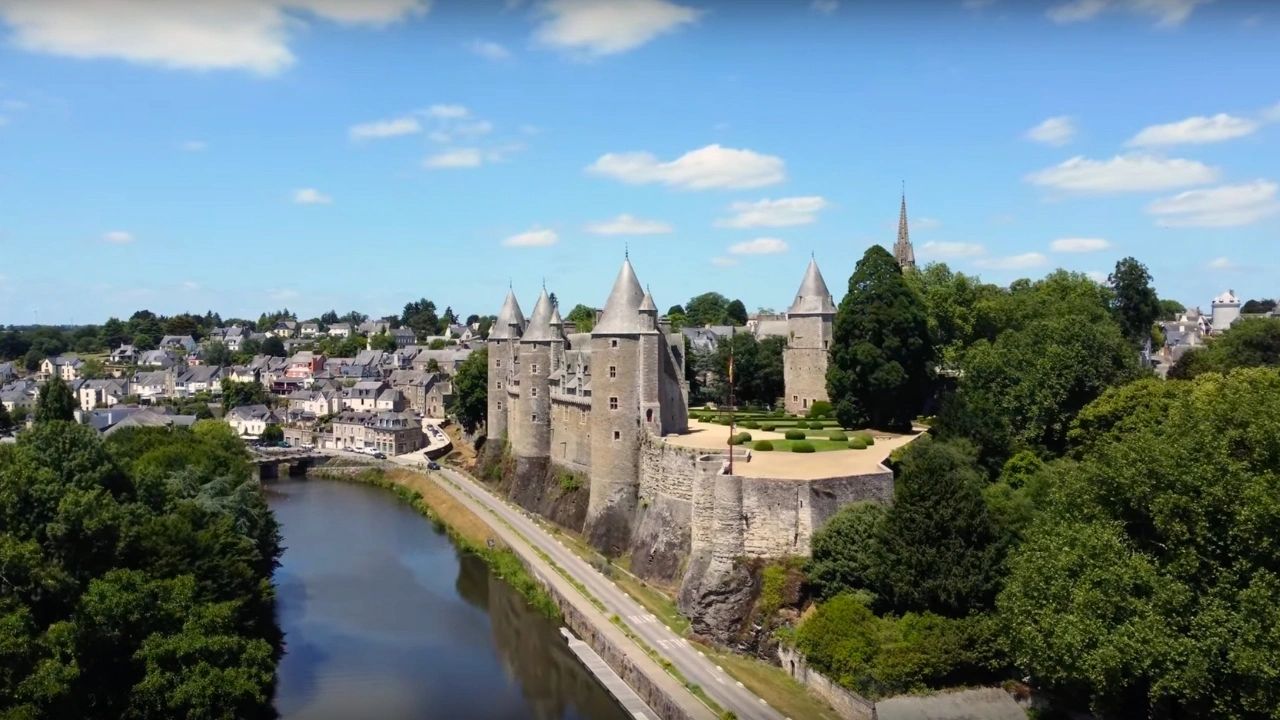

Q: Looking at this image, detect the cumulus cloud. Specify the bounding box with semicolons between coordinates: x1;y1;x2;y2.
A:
728;237;789;255
0;0;428;74
424;148;483;168
1127;113;1260;147
975;252;1049;270
1147;180;1280;227
1026;154;1219;193
1050;237;1111;253
1025;116;1076;146
585;213;673;235
716;196;827;228
503;228;558;247
349;115;422;140
468;39;510;60
293;187;332;204
1047;0;1209;27
920;241;986;259
103;230;134;244
587;144;785;190
534;0;700;56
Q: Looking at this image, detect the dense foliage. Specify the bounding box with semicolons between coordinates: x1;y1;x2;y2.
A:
1108;256;1162;347
826;245;933;430
220;378;271;412
449;346;488;434
0;419;281;719
707;332;785;407
1169;317;1280;379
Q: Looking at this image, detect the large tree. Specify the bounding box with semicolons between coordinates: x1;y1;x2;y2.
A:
565;304;596;333
402;298;439;340
1169;317;1280;379
725;299;748;326
807;501;885;601
1109;257;1161;347
35;375;77;423
449;346;488;434
826;245;934;430
1000;368;1280;718
684;292;731;328
0;402;13;435
905;262;1001;367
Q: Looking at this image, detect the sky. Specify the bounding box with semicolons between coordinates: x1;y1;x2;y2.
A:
0;0;1277;325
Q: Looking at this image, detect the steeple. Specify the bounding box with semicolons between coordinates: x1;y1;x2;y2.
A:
594;258;650;334
787;257;837;316
894;191;916;271
522;288;558;342
488;289;526;340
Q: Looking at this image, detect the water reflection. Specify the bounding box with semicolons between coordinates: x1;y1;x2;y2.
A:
269;478;627;720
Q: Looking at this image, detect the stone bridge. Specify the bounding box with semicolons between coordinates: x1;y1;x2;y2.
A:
250;448;328;481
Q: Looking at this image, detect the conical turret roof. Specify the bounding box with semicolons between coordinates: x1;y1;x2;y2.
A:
488;289;526;340
639;288;657;314
787;257;837;316
522;288;559;342
594;259;651;334
549;304;564;326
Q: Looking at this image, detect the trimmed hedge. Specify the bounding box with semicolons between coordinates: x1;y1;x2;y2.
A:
791;441;816;453
856;432;875;446
741;420;759;429
784;429;806;440
848;437;868;450
728;432;753;445
753;440;774;451
808;400;833;419
761;424;776;432
827;430;848;442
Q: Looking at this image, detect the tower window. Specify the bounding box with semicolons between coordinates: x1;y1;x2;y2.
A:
609;365;617;378
496;359;502;368
610;339;618;348
609;396;618;410
531;363;538;374
497;401;503;410
531;388;537;398
531;414;538;423
646;408;653;422
497;381;502;389
613;430;621;441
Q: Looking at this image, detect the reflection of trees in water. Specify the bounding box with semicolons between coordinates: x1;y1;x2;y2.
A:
456;552;627;720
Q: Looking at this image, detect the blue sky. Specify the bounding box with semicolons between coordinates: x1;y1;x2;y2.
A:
0;0;1277;325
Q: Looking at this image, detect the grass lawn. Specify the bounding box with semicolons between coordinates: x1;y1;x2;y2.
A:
753;438;871;453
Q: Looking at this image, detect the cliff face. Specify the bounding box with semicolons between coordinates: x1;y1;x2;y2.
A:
479;444;590;533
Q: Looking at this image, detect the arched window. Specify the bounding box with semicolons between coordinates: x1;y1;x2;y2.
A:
645;408;653;422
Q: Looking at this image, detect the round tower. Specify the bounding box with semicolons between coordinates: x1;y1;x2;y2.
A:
585;258;651;555
486;289;525;444
783;257;837;415
1211;289;1241;332
514;289;555;462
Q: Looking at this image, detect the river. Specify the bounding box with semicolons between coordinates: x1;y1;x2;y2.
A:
268;477;629;720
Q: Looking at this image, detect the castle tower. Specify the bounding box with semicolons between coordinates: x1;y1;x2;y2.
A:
637;287;662;437
783;257;836;415
486;289;525;443
1211;289;1241;332
894;192;916;271
585;258;651;554
513;288;556;463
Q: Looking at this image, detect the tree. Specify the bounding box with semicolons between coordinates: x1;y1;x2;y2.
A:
80;357;107;379
807;502;886;600
204;341;232;367
260;336;286;357
1241;298;1276;314
684;292;731;328
0;402;13;435
565;304;596;333
259;423;284;443
1168;318;1280;379
870;437;1002;616
667;304;685;316
402;298;439;340
35;376;77;422
1109;257;1161;347
827;245;934;430
1158;298;1186;319
368;332;398;353
23;348;42;372
999;368;1280;718
220;379;270;412
725;298;748;326
905;263;1001;367
448;347;487;434
319;310;340;325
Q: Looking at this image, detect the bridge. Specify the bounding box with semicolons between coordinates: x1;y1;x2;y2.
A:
249;447;328;481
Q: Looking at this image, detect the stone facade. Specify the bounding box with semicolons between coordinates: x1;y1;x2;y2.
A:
783;258;837;415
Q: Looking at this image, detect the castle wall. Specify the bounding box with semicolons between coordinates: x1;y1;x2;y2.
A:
584;334;644;554
549;396;592;474
783;314;831;415
513;341;551;460
486;339;516;442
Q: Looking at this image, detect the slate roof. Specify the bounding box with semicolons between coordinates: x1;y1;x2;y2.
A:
521;289;560;343
489;290;527;340
787;257;837;316
594;259;650;335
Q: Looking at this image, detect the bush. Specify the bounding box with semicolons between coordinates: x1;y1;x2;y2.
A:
741;420;759;429
785;429;806;440
753;440;774;451
849;437;868;450
792;441;816;453
761;424;776;431
729;432;752;445
857;432;876;446
796;420;810;429
828;430;848;441
808;400;834;418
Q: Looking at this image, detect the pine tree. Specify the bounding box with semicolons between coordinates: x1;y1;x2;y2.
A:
826;245;933;430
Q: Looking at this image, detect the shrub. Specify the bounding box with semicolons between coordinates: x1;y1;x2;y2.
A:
791;441;816;453
849;437;868;450
808;400;833;418
729;432;753;445
828;430;848;442
753;440;774;451
761;424;776;432
741;420;759;429
796;420;810;429
785;429;806;440
857;432;876;446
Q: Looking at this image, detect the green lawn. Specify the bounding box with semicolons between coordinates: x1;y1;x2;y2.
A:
752;438;870;453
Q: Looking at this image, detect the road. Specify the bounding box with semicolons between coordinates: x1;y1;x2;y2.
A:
431;465;785;720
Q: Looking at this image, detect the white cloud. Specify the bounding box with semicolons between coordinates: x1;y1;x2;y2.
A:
102;230;134;244
293;187;332;204
424;148;483;168
920;241;986;259
0;0;427;75
1127;113;1260;147
711;256;739;267
1026;116;1076;146
423;104;469;119
913;217;943;230
1047;0;1209;27
1050;237;1111;253
503;228;558;247
349;115;421;140
811;0;839;13
468;39;510;60
728;237;789;255
534;0;700;56
716;196;827;228
1147;180;1280;227
975;252;1049;270
1263;102;1280;123
1026;154;1219;193
179;139;206;151
585;213;673;235
587;144;785;190
1207;256;1235;270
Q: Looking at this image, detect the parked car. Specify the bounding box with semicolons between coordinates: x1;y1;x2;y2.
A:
373;452;387;460
427;461;440;470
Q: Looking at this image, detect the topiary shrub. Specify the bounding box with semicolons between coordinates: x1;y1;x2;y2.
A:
808;400;833;418
741;420;759;429
784;429;806;440
856;432;875;446
796;420;810;429
848;437;868;450
761;424;776;432
753;440;774;451
791;441;816;453
828;430;848;442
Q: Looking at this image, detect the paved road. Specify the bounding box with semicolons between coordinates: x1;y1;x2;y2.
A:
434;466;784;720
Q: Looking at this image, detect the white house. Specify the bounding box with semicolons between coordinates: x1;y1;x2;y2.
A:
226;404;280;437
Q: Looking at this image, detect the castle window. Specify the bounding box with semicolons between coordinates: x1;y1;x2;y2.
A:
531;414;538;423
497;401;503;410
497;381;503;389
792;395;798;402
823;341;828;349
646;408;653;423
531;388;537;398
609;396;618;410
803;398;808;408
496;359;502;368
531;363;538;374
610;339;618;348
613;430;621;441
609;365;617;378
583;364;589;374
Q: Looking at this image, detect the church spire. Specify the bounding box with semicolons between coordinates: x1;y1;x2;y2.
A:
894;189;916;271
